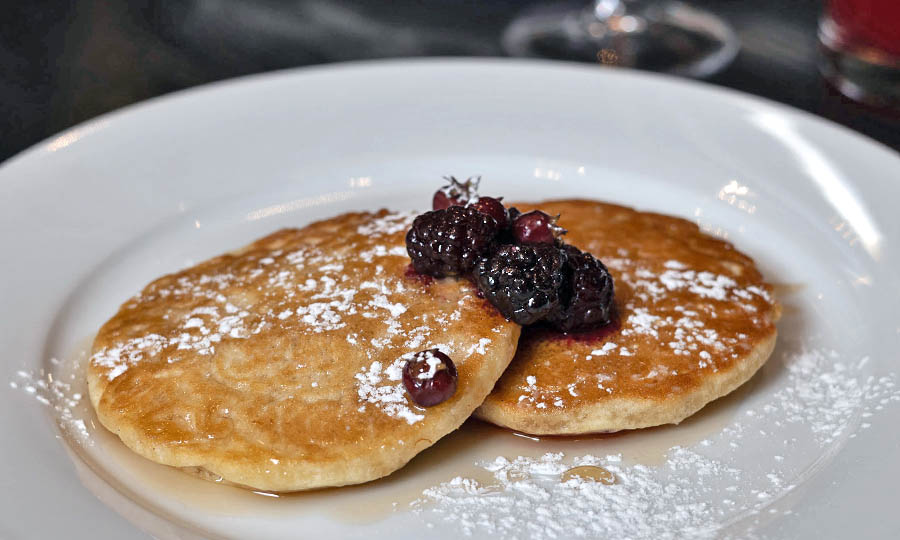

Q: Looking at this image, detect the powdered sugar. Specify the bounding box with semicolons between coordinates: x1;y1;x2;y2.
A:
294;302;349;332
622;260;768;308
590;342;617;356
369;294;408;318
417;342;900;538
354;338;484;424
360;244;409;263
85;210;521;437
417;351;444;380
89;213;423;381
625;308;661;338
517;374;556;409
659;269;737;301
356;210;417;237
579;261;771;397
466;338;492;356
739;347;900;446
92;334;168;380
511;259;778;406
355;355;425;425
10;356;90;445
420;450;740;539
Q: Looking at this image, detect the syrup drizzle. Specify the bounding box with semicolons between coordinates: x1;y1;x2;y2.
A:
39;334;739;535
561;465;617;485
16;321;900;539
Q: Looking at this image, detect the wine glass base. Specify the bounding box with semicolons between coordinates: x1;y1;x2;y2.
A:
502;1;739;78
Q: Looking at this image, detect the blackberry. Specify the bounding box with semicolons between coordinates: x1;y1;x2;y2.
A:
406;205;500;277
548;245;615;332
474;244;567;325
495;206;522;245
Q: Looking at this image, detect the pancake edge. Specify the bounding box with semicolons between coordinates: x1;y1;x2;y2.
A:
473;327;776;435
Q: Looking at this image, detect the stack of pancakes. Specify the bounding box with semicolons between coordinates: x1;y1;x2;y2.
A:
88;200;779;491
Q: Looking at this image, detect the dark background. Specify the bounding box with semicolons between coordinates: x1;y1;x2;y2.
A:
1;0;898;164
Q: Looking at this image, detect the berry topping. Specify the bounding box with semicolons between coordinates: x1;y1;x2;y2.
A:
410;177;617;333
548;245;615;333
473;244;567;325
402;349;458;407
432;191;457;211
469;196;509;227
432;176;480;210
406;205;501;277
511;210;567;245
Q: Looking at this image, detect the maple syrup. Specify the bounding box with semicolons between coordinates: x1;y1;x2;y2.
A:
561;465;616;485
51;332;745;535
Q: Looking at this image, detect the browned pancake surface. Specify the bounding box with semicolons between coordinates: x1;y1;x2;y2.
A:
88;210;519;491
476;200;779;434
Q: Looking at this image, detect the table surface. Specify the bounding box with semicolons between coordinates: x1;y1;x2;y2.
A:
1;0;897;164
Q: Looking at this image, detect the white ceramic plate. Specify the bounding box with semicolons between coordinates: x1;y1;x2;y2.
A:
2;59;899;540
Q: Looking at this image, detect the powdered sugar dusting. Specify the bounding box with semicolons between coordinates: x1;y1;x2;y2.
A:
618;259;771;307
615;261;772;363
659;269;737;301
517;258;778;405
353;334;484;424
737;347;899;446
421;450;738;539
418;341;900;538
466;338;492;356
89;212;423;382
355;356;424;425
356;210;416;237
10;357;90;445
92;334;168;380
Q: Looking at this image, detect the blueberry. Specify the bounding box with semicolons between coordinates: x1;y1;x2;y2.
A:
511;210;566;245
469;196;509;227
402;349;458;407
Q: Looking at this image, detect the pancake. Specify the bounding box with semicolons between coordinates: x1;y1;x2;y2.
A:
476;200;780;435
87;210;520;492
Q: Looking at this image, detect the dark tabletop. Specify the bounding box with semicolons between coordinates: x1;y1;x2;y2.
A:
1;0;898;164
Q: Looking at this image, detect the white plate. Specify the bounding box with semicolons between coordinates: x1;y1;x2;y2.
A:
1;59;899;540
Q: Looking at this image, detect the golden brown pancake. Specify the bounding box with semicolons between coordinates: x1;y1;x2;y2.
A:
88;210;519;492
476;200;780;435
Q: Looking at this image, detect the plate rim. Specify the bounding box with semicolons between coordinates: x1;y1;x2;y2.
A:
2;57;899;175
2;57;899;540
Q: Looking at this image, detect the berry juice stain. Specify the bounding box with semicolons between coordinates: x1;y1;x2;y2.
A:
527;312;621;345
403;264;434;287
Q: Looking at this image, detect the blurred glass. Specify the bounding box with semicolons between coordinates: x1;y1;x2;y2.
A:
819;0;900;108
502;0;739;78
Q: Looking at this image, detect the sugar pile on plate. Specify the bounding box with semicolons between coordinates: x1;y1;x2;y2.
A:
416;342;900;538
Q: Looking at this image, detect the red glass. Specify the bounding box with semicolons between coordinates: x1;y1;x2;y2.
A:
819;0;899;108
827;0;900;59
